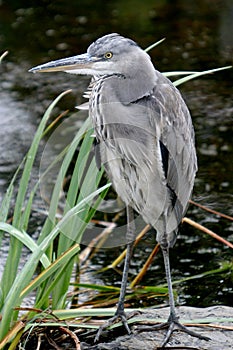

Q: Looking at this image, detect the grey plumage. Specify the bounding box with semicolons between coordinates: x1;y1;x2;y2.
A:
30;33;208;346
87;34;197;246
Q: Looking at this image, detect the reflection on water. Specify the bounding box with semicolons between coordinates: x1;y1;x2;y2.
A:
0;0;232;306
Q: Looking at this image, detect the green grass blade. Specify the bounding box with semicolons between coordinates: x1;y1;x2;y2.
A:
14;89;72;229
1;90;72;300
157;261;232;289
74;283;120;292
163;71;197;77
64;127;95;212
0;159;24;223
53;307;119;319
56;127;95;254
171;261;232;286
0;51;8;63
36;117;93;307
0;183;110;339
49;123;107;308
38;116;92;244
174;66;232;86
144;38;165;52
20;244;80;303
0;223;50;268
20;184;39;232
32;116;98;309
0;158;25;249
52;163;108;307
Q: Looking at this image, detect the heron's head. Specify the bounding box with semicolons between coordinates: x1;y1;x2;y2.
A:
29;33;154;78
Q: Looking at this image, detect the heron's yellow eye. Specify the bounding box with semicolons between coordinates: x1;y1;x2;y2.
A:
104;52;113;59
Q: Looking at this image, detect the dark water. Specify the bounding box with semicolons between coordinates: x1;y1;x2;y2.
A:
0;0;232;307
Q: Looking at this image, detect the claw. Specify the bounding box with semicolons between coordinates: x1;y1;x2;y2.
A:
162;319;210;347
94;311;131;343
136;315;210;347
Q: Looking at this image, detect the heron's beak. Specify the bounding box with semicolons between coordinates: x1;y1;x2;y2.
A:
29;53;97;73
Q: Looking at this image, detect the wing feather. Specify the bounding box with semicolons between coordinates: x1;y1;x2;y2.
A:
93;71;197;245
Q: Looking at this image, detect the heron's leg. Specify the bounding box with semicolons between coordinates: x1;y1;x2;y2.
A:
94;206;136;342
115;206;135;321
161;246;176;320
136;243;210;346
160;245;178;344
160;245;210;346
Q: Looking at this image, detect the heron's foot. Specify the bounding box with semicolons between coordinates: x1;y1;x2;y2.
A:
94;309;138;343
136;314;210;347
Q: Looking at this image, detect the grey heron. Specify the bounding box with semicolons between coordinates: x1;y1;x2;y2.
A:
30;33;209;346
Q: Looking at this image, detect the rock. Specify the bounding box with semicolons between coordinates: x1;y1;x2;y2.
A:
80;305;233;349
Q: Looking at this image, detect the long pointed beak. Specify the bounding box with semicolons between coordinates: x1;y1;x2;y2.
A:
29;53;98;73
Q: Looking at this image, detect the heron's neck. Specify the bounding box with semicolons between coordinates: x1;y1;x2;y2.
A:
88;57;157;105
